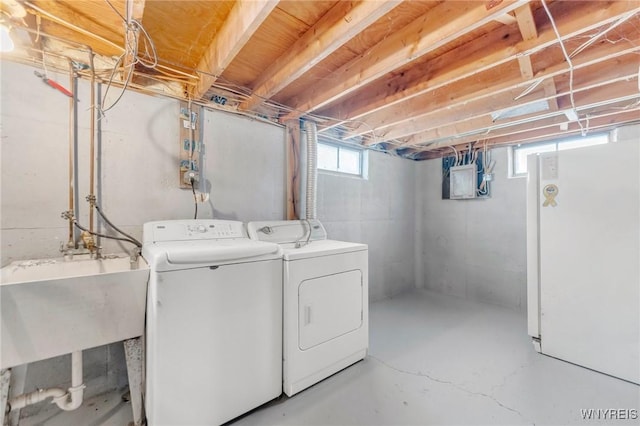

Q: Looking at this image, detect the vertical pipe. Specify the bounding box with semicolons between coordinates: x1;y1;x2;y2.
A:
67;62;75;248
303;120;318;220
70;351;83;389
89;50;96;235
96;82;103;243
72;73;80;245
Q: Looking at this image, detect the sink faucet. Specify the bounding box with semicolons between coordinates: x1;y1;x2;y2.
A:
80;231;100;259
130;247;141;270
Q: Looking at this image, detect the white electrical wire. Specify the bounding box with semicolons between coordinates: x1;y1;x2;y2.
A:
570;10;638;58
540;0;586;136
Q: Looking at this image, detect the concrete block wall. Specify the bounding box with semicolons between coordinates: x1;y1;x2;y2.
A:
318;153;416;301
415;148;528;311
0;60;286;415
0;60;416;417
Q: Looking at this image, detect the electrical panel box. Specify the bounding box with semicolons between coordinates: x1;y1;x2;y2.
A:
441;150;491;200
450;164;477;199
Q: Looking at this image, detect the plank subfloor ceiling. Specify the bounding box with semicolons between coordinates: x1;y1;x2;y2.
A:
5;0;640;158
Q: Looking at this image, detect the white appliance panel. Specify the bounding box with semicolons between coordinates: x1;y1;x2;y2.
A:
534;142;639;384
284;249;368;396
298;270;363;350
146;260;282;425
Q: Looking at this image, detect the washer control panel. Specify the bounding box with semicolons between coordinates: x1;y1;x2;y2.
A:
143;220;245;243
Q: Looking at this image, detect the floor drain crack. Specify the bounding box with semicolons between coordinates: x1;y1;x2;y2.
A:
369;355;527;421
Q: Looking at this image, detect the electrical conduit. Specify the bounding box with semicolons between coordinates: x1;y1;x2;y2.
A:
9;351;85;412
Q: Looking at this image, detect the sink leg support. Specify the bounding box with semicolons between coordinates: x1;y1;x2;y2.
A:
1;366;27;426
1;369;9;426
124;338;144;426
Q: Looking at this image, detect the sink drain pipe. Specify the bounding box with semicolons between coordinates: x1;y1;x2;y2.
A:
9;351;85;412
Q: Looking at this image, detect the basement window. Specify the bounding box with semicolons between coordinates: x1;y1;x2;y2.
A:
509;133;610;177
317;141;368;178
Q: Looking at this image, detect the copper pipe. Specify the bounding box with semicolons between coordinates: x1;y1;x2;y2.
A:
89;49;96;235
67;61;75;248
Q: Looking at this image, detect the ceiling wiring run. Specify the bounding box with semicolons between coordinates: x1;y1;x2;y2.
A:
5;0;640;160
541;0;583;135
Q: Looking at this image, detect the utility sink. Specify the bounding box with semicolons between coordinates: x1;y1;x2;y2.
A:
1;254;149;369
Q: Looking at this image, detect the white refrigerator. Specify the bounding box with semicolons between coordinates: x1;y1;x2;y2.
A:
526;140;639;384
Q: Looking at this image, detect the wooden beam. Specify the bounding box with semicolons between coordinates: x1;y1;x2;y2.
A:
353;40;640;141
191;0;279;100
485;109;640;147
514;3;536;80
280;0;528;121
123;0;146;75
382;55;640;143
494;12;517;25
240;0;401;112
543;78;559;111
417;108;640;160
284;120;301;220
404;77;639;148
517;55;534;79
320;0;640;125
515;3;537;40
407;80;640;149
23;0;124;56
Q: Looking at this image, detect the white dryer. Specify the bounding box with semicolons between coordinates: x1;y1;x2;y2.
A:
247;220;368;396
142;220;283;426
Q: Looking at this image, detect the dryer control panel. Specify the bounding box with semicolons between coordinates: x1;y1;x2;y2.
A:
143;220;246;243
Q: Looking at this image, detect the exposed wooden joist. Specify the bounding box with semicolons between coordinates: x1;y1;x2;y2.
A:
405;76;639;148
354;40;640;142
280;0;529;121
486;109;640;147
408;79;640;150
515;3;536;80
191;0;279;100
23;0;124;56
543;78;559;111
380;52;640;143
321;0;640;127
515;3;537;40
517;55;534;79
494;12;517;25
240;0;401;112
420;107;640;160
123;0;146;74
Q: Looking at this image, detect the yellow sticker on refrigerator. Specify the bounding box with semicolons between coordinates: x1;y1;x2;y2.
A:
543;184;559;207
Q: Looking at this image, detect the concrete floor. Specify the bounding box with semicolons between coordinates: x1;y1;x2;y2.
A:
21;289;639;425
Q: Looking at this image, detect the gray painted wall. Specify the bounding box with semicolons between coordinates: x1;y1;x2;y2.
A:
1;60;414;415
414;124;640;312
415;147;528;311
0;60;286;414
318;153;416;301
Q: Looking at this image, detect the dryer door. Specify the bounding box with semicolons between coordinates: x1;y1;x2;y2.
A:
298;270;363;350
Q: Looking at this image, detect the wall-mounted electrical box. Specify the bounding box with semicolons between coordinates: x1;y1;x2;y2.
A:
179;102;203;189
441;149;492;200
450;164;477;199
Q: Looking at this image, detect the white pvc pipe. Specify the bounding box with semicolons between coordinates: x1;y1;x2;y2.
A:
9;351;85;412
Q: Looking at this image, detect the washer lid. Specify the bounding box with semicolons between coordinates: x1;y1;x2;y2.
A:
142;239;282;271
281;240;367;261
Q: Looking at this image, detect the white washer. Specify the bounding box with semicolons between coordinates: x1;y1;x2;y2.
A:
142;220;283;426
247;220;368;397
